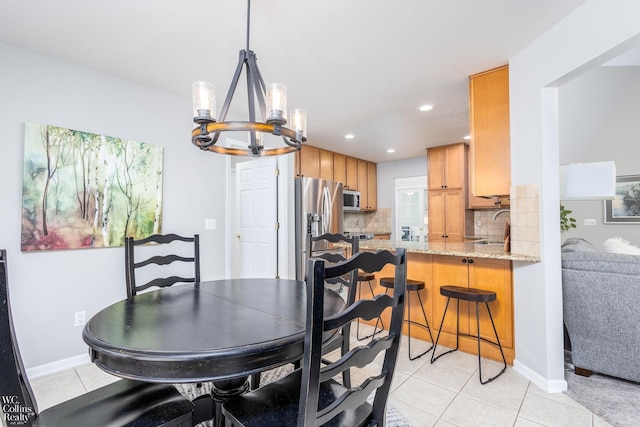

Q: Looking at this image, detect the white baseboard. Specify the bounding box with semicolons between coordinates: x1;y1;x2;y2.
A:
513;358;567;393
26;353;91;379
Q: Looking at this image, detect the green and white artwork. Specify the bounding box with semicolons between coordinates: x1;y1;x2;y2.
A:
21;122;163;251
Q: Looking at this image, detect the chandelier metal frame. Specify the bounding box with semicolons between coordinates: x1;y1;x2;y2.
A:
191;0;306;157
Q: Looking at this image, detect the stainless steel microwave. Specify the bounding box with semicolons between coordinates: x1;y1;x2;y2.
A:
343;190;361;211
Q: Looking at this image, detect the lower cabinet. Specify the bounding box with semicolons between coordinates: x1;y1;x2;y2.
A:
358;251;514;364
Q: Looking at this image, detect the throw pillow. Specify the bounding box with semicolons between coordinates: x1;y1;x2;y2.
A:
603;236;640;255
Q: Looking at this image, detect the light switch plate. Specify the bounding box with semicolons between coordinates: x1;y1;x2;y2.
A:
205;219;216;230
584;219;597;226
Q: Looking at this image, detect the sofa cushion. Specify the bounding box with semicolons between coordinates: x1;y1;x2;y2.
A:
604;236;640;256
562;251;640;276
561;238;598;253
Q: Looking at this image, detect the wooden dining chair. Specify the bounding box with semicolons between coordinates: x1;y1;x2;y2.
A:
308;232;360;387
250;232;360;391
222;248;407;427
0;249;194;427
124;234;213;424
125;233;200;298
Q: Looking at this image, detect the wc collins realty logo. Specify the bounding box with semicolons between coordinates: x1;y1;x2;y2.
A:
1;394;34;425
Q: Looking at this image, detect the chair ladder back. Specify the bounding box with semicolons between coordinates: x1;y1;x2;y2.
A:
0;250;38;426
298;248;407;426
125;233;200;298
308;232;359;304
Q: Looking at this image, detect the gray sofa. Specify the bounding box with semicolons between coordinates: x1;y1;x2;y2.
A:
561;238;640;383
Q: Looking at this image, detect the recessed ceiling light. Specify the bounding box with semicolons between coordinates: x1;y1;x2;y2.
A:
419;104;434;112
463;135;471;140
387;149;396;153
344;134;355;140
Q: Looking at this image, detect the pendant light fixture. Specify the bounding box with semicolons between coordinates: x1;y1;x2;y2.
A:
191;0;307;157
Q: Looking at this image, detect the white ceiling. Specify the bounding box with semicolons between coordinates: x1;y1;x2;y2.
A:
0;0;588;162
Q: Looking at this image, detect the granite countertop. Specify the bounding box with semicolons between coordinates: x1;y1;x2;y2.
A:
346;239;540;262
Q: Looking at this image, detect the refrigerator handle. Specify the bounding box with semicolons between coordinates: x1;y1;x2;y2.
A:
322;186;331;235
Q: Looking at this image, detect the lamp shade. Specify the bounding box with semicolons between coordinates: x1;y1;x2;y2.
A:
559;161;616;200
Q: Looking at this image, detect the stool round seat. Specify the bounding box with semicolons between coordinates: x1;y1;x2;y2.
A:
376;277;433;360
431;284;506;384
379;277;425;292
440;285;496;303
357;272;375;281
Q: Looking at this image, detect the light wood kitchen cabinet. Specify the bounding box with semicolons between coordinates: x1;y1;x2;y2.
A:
468;194;510;209
297;145;320;177
357;160;377;211
372;233;391;240
366;161;377;211
427;190;468;242
345;156;358;190
469;65;510;198
293;146;375;210
319;149;333;181
427;143;471;242
428;143;466;190
431;255;513;362
333;153;346;185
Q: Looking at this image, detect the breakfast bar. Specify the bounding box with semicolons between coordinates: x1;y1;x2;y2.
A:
344;239;539;365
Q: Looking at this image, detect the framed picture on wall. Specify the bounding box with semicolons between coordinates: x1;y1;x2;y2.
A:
604;175;640;224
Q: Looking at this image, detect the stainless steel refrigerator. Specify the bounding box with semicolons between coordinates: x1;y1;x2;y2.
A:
295;177;344;280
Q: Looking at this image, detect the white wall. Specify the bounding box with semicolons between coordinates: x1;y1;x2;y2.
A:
559;67;640;249
0;42;228;369
376;156;427;208
509;0;640;391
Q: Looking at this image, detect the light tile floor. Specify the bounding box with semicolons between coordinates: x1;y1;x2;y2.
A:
29;325;612;427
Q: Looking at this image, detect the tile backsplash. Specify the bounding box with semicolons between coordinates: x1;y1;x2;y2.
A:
344;208;392;233
473;209;511;239
510;184;540;258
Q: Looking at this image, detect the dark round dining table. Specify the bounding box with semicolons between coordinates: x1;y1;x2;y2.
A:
82;278;344;425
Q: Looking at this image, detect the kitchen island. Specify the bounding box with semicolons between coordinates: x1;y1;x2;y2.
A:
344;240;539;365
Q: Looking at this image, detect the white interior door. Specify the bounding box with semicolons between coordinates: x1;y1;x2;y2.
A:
234;157;278;278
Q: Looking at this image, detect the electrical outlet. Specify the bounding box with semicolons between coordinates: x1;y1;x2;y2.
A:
74;311;86;326
476;220;482;227
584;219;597;226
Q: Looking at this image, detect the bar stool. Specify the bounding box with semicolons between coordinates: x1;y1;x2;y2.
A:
378;277;434;360
355;272;384;340
430;285;507;384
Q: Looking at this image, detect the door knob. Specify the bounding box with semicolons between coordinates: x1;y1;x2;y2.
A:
235;234;241;239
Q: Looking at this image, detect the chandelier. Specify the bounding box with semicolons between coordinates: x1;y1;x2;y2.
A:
191;0;307;157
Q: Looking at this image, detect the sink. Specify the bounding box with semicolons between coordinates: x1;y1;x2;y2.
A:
474;239;504;246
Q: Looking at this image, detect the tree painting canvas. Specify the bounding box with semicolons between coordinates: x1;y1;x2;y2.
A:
21;122;164;251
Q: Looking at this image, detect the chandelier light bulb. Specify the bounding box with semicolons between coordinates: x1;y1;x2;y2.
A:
266;83;287;124
192;82;216;122
290;109;307;139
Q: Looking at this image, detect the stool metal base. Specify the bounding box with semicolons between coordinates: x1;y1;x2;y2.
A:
355;276;385;341
377;278;434;360
431;296;507;384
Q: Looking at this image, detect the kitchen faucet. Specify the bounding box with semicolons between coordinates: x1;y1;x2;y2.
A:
493;209;510;221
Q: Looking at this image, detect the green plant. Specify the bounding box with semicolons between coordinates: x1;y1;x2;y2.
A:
560;204;576;232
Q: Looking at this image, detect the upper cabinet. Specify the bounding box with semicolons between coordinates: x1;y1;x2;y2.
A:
296;145;320;178
333;153;346;186
319;149;333;181
426;143;472;242
294;145;377;211
345;156;358;190
358;160;377;211
469;65;511;204
427;144;466;190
